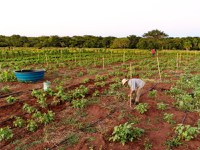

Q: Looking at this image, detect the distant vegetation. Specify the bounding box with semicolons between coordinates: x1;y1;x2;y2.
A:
0;29;200;50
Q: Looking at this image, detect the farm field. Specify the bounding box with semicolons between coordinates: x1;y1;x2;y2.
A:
0;48;200;150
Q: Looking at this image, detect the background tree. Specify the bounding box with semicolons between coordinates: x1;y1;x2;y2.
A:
183;40;192;50
111;38;130;49
143;29;168;39
127;35;140;48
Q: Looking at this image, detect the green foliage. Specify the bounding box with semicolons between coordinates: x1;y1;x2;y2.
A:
13;117;25;128
27;119;38;132
0;70;16;82
0;86;10;93
77;71;84;77
143;29;168;39
92;90;100;97
94;81;105;87
32;110;55;125
65;133;79;146
156;102;168;111
72;85;88;99
163;113;176;124
148;90;157;98
109;122;144;145
134;103;149;114
23;103;36;114
95;74;107;82
174;124;199;141
0;126;13;141
144;138;152;150
83;78;90;83
6;96;17;103
166;124;200;148
111;38;130;49
71;98;87;109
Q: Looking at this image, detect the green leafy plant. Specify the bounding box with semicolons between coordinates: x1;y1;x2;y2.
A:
72;85;88;99
144;138;152;150
94;81;106;87
148;90;157;98
163;113;176;124
27;119;38;132
0;126;13;141
156;102;168;111
13;117;25;128
77;71;84;77
6;96;17;103
174;124;199;141
32;110;55;125
83;78;90;83
23;103;36;114
92;90;100;97
71;98;87;109
109;122;144;145
134;103;149;114
166;124;200;148
1;86;10;93
95;74;107;81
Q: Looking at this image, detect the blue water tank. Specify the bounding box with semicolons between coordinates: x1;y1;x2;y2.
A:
14;69;45;82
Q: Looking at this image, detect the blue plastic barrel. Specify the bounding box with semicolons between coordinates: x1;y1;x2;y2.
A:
14;69;45;82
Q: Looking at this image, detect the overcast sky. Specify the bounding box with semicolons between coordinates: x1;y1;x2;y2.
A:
0;0;200;37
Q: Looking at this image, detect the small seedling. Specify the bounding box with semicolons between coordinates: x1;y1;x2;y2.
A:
134;103;149;114
27;119;38;132
6;96;17;103
163;113;176;124
72;98;87;109
156;102;168;111
13;117;25;128
148;90;157;98
0;126;13;141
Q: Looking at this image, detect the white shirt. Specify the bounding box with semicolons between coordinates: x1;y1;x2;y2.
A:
128;78;145;91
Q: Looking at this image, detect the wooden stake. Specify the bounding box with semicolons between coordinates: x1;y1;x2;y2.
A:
45;53;48;66
123;52;125;64
176;53;179;69
130;63;132;78
103;57;105;70
157;56;162;81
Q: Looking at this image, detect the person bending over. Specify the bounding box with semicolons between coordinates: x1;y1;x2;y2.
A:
122;78;145;107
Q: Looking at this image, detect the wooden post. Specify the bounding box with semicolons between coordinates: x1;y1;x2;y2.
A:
61;49;63;61
123;51;125;64
103;57;105;70
157;56;162;81
94;58;96;67
45;53;48;66
130;63;132;78
176;53;179;69
179;53;181;67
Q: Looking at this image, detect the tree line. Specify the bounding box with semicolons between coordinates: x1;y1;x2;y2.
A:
0;29;200;50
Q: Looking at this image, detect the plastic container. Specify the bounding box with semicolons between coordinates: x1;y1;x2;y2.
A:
14;69;45;82
43;81;51;91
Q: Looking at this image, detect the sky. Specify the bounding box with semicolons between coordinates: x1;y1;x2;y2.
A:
0;0;200;38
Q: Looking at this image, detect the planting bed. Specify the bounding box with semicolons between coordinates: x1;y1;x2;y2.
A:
0;48;200;150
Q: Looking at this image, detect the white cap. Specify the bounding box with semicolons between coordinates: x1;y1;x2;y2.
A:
122;78;128;85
